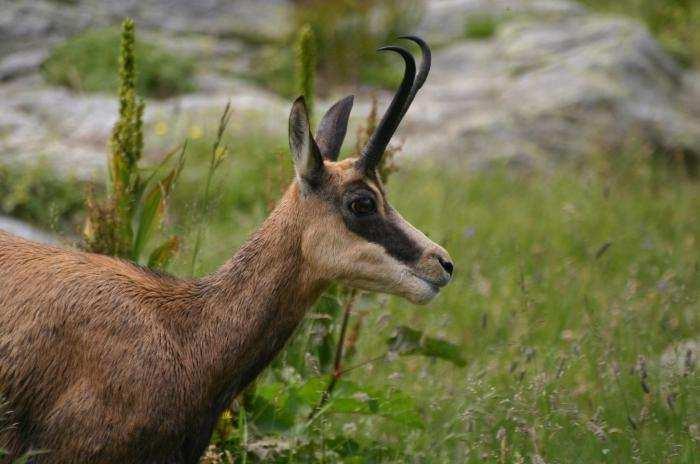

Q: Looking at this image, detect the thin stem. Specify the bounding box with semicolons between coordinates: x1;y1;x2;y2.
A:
189;102;231;276
308;289;358;419
338;352;387;376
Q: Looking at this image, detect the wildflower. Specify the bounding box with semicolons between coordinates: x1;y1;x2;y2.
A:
352;391;370;402
342;422;357;434
560;329;575;342
214;146;228;165
154;121;168;136
189;125;203;140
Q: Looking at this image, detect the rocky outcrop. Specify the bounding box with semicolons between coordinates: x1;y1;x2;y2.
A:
0;74;287;180
401;12;700;169
1;0;700;177
0;0;291;56
418;0;586;44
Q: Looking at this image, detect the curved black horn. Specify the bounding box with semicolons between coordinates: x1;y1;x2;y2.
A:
358;45;416;173
398;35;431;119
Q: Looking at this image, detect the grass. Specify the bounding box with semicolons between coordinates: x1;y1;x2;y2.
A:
371;154;699;462
241;43;405;100
41;26;195;98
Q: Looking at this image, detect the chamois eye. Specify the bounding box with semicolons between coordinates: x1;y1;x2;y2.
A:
349;197;376;216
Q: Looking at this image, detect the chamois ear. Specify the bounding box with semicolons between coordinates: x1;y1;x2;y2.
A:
289;96;325;189
316;95;354;161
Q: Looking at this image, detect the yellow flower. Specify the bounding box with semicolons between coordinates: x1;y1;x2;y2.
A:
189;125;203;140
154;121;168;136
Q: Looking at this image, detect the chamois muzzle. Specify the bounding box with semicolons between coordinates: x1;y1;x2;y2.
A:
357;35;432;173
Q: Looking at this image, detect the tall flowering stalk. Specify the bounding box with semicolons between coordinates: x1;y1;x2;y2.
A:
295;24;317;123
83;19;184;268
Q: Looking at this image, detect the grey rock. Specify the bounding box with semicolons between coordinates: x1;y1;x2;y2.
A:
0;215;58;245
0;0;291;57
399;13;700;169
1;0;700;178
0;74;287;181
419;0;586;44
0;49;48;81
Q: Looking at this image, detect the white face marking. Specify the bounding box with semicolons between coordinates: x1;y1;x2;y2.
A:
300;190;451;305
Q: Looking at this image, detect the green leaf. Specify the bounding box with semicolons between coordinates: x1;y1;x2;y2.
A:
329;380;423;429
132;179;164;261
246;382;297;433
138;144;185;200
296;376;327;405
387;325;466;367
147;236;180;269
132;147;186;262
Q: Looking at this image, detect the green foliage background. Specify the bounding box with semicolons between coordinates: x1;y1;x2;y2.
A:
42;26;195;98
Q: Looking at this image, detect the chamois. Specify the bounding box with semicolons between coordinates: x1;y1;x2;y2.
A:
0;36;453;463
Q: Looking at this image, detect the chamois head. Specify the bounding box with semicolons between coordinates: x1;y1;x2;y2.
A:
287;36;453;304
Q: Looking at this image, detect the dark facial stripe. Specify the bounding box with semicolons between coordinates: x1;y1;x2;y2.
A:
341;206;422;264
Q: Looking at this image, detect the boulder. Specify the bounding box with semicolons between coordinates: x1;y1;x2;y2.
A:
400;12;700;169
418;0;585;44
0;0;291;57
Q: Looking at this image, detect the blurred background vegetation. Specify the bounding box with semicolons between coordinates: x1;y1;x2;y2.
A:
41;26;196;98
0;0;698;462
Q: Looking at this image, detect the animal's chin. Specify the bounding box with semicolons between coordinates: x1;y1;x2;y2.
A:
339;270;442;305
397;272;440;305
402;277;440;305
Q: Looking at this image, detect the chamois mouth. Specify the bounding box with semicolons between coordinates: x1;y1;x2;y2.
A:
411;271;449;293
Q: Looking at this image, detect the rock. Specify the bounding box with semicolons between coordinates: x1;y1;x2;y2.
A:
0;73;288;181
418;0;586;44
0;215;58;245
0;0;291;57
0;49;47;81
399;13;700;169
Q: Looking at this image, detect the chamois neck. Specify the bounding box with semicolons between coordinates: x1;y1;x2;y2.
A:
194;185;326;399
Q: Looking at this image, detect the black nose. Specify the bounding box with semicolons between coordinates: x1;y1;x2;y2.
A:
437;256;454;275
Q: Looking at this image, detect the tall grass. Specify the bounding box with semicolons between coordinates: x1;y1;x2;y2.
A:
243;0;423;97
